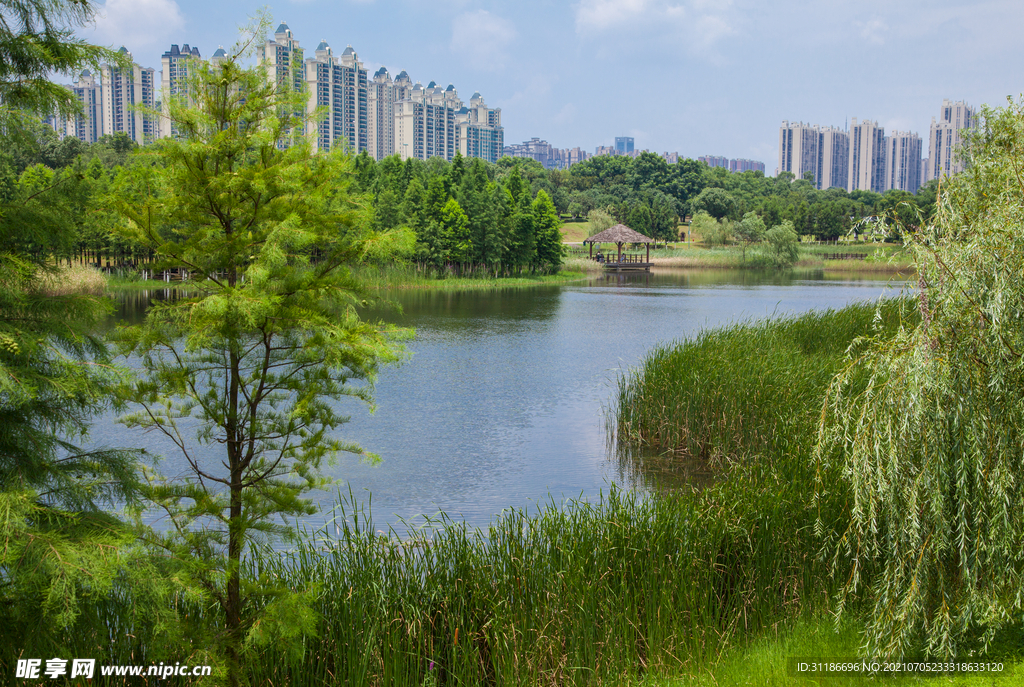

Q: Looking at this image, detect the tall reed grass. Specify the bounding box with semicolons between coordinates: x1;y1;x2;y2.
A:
35;264;107;296
238;481;833;687
614;300;915;465
11;478;841;686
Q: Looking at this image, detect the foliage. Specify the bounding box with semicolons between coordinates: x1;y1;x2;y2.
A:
109;39;407;684
762;220;799;267
816;98;1024;660
0;0;167;668
690;186;737;220
586;208;615;236
691;211;731;246
733;211;766;261
532;190;564;272
0;0;128;120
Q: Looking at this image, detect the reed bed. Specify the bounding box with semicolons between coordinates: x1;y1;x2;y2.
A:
561;255;605;273
614;299;915;465
16;475;839;686
237;481;832;687
35;263;107;296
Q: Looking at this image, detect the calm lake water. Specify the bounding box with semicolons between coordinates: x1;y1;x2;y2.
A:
97;268;907;535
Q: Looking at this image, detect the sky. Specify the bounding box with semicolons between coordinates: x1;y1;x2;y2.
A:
78;0;1024;172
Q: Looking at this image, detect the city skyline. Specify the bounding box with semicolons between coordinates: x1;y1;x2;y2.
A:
75;0;1020;170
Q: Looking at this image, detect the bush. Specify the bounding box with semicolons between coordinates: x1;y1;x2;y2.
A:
761;220;799;267
692;211;731;246
586;208;615;236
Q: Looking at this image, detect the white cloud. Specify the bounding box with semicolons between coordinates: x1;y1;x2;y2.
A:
575;0;658;33
856;17;889;45
573;0;736;55
88;0;185;53
450;10;517;69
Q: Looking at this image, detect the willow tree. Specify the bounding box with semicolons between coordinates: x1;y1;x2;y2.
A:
816;98;1024;660
110;31;405;685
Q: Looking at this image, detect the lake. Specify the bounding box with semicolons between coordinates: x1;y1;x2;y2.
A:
97;268;907;535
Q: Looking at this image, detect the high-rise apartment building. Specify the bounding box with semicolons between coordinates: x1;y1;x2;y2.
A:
927;99;975;181
701;155;765;174
699;155;729;169
64;71;101;144
395;81;462;161
367;67;396;159
303;41;367;153
100;47;157;146
778;121;822;184
817;127;848;191
883;130;923;193
59;51;156;146
456;92;502;163
848;118;886;193
160;43;201;139
779;118;926;193
730;158;765;174
262;23;303;94
614;136;634;154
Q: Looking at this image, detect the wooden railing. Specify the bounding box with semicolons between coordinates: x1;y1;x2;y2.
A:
822;253;867;261
596;254;648;265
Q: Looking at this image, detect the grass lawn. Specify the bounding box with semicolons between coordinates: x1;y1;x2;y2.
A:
560;219;592;242
645;615;1023;687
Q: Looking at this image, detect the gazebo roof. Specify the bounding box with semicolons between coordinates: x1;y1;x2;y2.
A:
584;224;654;244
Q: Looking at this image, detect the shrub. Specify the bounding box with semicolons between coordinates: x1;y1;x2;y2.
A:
762;220;799;267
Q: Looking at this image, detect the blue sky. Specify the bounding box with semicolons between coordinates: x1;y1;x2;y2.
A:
79;0;1023;172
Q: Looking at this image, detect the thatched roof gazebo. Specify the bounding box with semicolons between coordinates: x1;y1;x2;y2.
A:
583;224;655;270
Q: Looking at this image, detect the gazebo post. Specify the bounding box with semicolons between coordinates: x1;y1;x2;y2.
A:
589;241;593;259
646;243;650;263
617;242;622;264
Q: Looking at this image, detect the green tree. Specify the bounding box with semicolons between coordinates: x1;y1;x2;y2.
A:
762;220;799;267
532;190;563;272
691;211;730;246
626;202;652;236
401;176;427;231
733;211;766;261
690;186;736;220
0;0;168;664
438;197;471;267
817;98;1024;661
508;192;536;272
586;208;615;237
504;165;528;205
110;44;406;684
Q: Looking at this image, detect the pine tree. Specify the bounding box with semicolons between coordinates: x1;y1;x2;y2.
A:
0;0;168;664
109;41;406;685
532;190;564;273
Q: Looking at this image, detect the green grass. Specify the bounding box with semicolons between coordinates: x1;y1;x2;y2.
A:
560;219;593;242
648;615;1023;686
105;276;196;292
632;243;913;271
615;300;916;463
